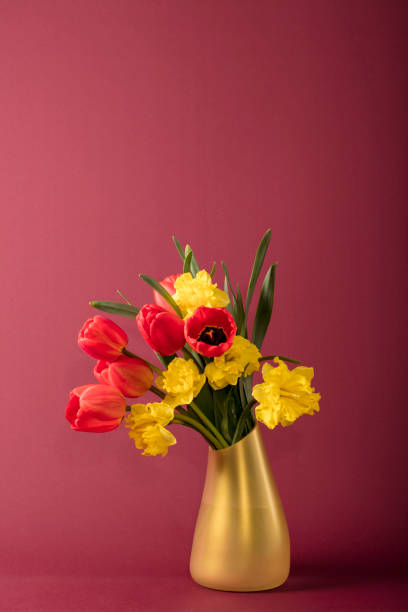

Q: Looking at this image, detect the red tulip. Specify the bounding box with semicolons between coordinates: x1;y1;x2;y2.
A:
185;306;237;357
93;360;110;385
78;315;128;361
136;304;185;356
153;274;180;312
66;384;126;432
94;355;153;398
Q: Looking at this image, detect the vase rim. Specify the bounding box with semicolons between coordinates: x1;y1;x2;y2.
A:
209;422;259;454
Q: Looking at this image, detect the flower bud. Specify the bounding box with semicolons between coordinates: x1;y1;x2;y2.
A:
136;304;185;356
94;355;153;398
153;274;180;312
78;315;128;361
65;384;126;432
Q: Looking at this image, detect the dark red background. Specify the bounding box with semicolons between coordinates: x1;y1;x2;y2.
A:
1;1;407;610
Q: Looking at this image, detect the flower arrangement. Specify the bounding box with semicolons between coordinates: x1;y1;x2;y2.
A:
66;230;321;455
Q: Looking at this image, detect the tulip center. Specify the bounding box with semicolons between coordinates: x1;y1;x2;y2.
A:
198;326;227;345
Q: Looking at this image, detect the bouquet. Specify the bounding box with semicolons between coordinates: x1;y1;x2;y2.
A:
66;229;321;455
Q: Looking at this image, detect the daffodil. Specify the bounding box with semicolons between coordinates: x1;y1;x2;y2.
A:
172;270;229;318
205;336;261;390
156;358;206;407
252;358;320;429
126;401;176;456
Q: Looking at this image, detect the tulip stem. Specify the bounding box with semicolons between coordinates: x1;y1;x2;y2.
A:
189;402;229;448
122;349;163;375
232;398;257;444
175;405;188;415
150;385;165;399
171;414;223;449
260;355;301;364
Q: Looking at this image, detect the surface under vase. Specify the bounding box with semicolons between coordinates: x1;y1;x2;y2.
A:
190;423;290;592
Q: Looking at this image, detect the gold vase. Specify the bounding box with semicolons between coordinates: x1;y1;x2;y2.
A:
190;423;290;591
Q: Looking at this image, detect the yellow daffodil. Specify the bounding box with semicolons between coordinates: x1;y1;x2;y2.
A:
205;336;261;390
126;401;176;456
252;358;320;430
172;270;229;318
156;358;206;407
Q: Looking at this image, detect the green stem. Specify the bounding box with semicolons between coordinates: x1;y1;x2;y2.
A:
260;355;301;364
150;385;165;399
116;289;134;306
122;348;163;374
189;401;229;448
175;405;189;416
232;398;257;444
171;414;222;449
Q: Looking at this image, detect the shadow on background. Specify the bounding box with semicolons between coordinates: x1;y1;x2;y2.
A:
278;563;407;594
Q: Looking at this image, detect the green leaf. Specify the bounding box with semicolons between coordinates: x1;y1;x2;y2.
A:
183;249;193;274
221;261;236;300
245;229;271;321
213;389;222;431
210;262;216;278
228;387;240;440
172;236;185;261
252;263;277;349
139;274;183;317
89;300;139;318
221;403;231;444
235;284;247;337
224;276;233;314
195;382;215;423
154;352;177;368
242;375;253;404
185;245;199;276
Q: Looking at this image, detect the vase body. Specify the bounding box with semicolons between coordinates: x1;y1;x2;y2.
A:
190;423;290;591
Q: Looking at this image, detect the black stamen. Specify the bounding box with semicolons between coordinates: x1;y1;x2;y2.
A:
198;326;227;345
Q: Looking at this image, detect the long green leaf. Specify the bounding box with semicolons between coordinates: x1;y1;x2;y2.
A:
154;352;177;368
90;300;139;318
210;262;216;278
221;261;236;300
172;236;185;261
224;276;233;314
139;274;183;317
185;245;199;276
252;263;277;348
220;402;231;444
183;249;193;274
194;381;215;423
235;284;247;337
245;229;271;319
242;374;253;404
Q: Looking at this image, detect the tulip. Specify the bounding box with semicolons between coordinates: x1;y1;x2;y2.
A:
66;384;126;432
136;304;185;356
94;355;153;398
153;274;180;312
93;360;110;385
78;315;128;361
185;306;237;357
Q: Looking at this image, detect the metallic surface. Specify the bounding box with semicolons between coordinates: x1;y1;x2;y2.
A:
190;423;290;591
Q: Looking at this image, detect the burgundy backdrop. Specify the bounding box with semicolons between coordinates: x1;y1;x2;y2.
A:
1;1;407;610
